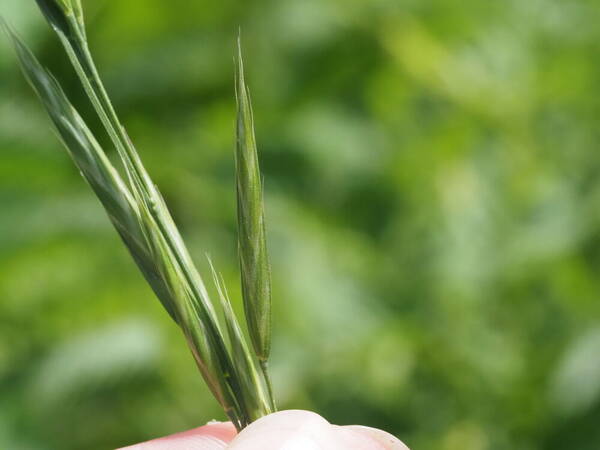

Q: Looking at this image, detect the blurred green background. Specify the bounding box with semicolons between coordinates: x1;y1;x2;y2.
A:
1;0;600;449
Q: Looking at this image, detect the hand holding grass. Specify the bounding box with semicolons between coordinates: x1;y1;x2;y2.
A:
121;410;409;450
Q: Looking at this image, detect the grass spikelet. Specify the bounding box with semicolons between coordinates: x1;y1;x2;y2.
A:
235;38;274;402
3;4;276;430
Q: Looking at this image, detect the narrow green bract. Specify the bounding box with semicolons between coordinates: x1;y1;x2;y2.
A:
3;2;275;430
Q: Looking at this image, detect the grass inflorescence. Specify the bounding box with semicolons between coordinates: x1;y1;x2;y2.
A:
3;0;275;430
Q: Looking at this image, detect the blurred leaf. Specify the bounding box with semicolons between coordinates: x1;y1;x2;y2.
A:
549;328;600;417
31;320;162;406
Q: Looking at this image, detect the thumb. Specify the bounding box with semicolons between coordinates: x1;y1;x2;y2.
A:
227;410;408;450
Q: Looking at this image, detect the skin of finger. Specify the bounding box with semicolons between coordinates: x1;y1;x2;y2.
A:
117;411;409;450
339;425;410;450
227;410;341;450
227;410;407;450
117;422;237;450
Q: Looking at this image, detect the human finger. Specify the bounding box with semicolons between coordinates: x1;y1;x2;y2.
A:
118;421;237;450
227;410;409;450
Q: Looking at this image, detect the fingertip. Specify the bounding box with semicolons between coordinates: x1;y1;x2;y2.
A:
254;409;331;426
228;410;335;450
341;425;410;450
235;409;330;435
